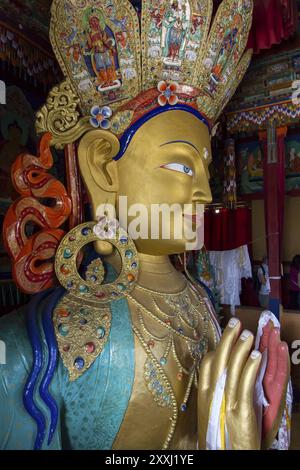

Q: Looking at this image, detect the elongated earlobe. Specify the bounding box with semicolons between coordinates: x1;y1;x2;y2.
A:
78;130;120;255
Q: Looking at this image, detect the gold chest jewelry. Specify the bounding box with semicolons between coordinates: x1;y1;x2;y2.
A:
126;281;210;448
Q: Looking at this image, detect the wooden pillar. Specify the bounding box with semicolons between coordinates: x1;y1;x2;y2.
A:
259;126;287;319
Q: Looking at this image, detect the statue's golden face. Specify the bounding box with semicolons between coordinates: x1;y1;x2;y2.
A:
116;110;212;255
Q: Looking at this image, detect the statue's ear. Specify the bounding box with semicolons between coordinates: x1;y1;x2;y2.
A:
78;130;120;254
78;129;120;216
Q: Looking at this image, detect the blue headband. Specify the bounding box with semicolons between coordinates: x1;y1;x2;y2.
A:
113;104;210;161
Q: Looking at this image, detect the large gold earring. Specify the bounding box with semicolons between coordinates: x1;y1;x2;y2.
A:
55;218;139;303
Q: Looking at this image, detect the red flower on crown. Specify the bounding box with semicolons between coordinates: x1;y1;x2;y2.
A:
157;81;179;106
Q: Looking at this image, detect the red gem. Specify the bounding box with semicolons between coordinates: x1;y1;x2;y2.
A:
96;292;106;299
148;340;155;349
63;344;70;352
177;372;183;381
85;342;96;354
58;308;70;318
127;274;135;283
69;235;76;242
60;265;70;275
165;320;171;326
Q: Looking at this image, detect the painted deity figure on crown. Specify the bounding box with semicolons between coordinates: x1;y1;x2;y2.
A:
83;7;120;90
1;0;292;451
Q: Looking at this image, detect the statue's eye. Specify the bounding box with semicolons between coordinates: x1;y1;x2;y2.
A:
161;163;193;177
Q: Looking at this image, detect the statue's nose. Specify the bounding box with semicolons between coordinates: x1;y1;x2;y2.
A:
193;172;212;205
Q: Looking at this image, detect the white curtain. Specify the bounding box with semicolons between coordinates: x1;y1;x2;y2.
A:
208;245;252;310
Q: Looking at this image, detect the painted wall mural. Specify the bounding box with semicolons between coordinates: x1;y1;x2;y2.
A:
286;133;300;191
236;140;264;195
234;133;300;196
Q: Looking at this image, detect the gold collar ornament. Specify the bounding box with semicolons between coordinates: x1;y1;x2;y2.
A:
53;295;112;381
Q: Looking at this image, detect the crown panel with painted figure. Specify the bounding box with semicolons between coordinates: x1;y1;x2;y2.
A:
141;0;213;90
50;0;142;115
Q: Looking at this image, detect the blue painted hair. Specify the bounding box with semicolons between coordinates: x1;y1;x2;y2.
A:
23;288;65;450
113;103;210;161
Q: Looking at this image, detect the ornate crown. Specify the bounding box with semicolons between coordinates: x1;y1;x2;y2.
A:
37;0;253;150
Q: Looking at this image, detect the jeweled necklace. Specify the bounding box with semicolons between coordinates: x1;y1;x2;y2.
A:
126;282;209;412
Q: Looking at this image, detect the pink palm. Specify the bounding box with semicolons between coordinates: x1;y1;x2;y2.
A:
259;321;290;444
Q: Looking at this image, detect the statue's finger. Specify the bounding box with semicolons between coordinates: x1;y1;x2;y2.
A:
225;330;254;410
262;343;290;446
198;351;215;395
198;351;215;450
274;341;290;390
237;350;262;409
259;321;273;353
211;318;241;387
263;328;280;391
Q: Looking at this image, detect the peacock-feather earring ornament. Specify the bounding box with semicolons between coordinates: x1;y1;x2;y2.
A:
53;216;139;380
55;216;139;303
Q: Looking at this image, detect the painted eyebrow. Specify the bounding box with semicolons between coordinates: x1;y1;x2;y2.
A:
159;140;200;155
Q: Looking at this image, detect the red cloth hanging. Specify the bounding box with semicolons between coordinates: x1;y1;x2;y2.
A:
204;207;252;251
213;0;297;54
247;0;298;54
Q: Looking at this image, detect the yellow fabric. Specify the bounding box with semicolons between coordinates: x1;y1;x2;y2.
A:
220;395;226;450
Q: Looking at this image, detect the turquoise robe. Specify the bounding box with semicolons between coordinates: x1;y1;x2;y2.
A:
0;288;135;450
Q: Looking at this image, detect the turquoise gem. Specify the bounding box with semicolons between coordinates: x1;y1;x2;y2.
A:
160;357;167;366
117;283;126;292
79;285;89;293
58;324;69;337
63;249;72;259
79;307;89;315
125;250;133;259
97;327;106;339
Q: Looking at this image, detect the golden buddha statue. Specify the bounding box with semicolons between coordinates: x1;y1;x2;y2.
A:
0;0;291;451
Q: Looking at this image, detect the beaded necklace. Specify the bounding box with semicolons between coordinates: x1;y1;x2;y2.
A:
126;281;210;448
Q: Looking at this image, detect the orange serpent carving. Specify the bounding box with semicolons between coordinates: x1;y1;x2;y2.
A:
3;133;72;294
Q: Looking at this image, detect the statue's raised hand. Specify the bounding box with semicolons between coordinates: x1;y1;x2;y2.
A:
258;321;290;449
198;318;290;450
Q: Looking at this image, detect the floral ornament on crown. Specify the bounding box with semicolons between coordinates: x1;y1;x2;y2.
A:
157;81;179;107
90;106;113;130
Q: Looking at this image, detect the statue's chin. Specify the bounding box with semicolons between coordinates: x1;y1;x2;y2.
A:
134;238;201;256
